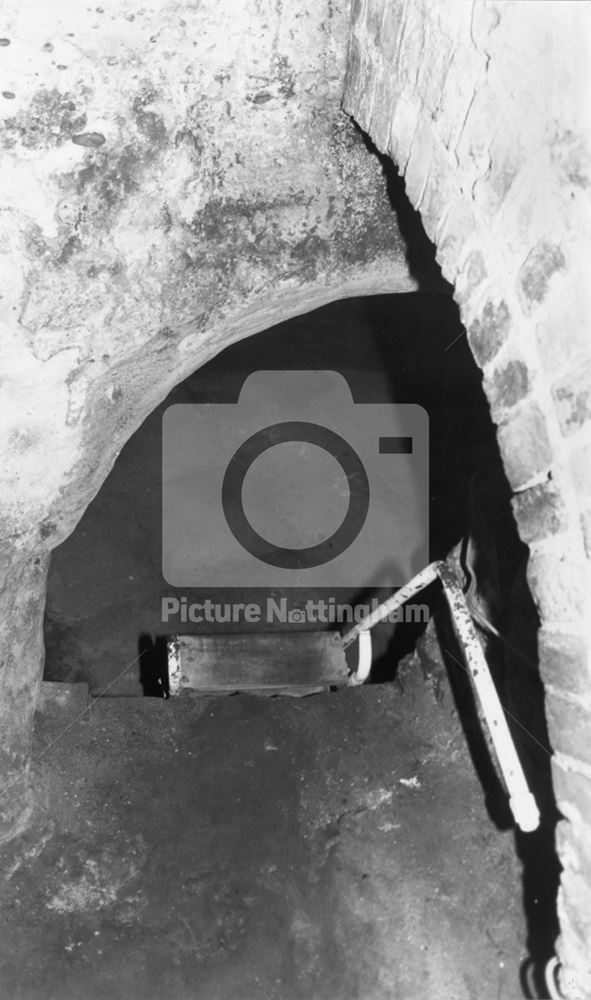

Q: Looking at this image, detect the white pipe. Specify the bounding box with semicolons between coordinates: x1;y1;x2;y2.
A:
348;630;372;686
167;636;182;697
339;558;539;833
341;561;443;649
437;563;539;833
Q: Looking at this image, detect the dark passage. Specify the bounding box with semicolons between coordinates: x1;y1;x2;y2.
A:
44;292;505;694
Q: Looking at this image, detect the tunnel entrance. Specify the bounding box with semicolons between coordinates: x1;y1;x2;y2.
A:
36;291;559;997
44;291;505;696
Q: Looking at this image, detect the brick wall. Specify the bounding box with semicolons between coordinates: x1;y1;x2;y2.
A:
343;2;591;995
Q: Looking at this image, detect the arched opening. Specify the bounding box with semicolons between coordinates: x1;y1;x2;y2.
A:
45;291;484;697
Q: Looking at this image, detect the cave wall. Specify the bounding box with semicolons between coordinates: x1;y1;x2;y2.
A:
343;2;591;995
3;0;589;991
0;0;421;838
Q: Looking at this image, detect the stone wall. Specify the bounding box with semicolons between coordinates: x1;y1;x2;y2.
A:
343;2;591;995
0;0;424;840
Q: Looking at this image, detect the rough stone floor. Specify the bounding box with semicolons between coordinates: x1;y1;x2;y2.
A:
1;669;526;1000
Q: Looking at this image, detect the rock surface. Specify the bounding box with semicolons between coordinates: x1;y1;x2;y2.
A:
0;0;421;836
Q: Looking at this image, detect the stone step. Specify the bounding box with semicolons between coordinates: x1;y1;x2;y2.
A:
168;631;350;696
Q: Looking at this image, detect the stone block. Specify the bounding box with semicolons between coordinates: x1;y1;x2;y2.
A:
511;476;569;544
473;137;520;219
556;817;591;875
554;763;591;833
496;401;553;489
484;356;530;417
517;241;566;315
538;628;591;698
552;359;591;437
546;695;591;766
526;546;589;628
535;279;591;377
467;298;511;366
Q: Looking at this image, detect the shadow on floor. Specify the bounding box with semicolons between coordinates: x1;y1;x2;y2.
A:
138;634;169;698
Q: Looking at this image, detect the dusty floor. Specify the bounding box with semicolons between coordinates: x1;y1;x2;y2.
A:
3;667;527;1000
2;295;557;998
